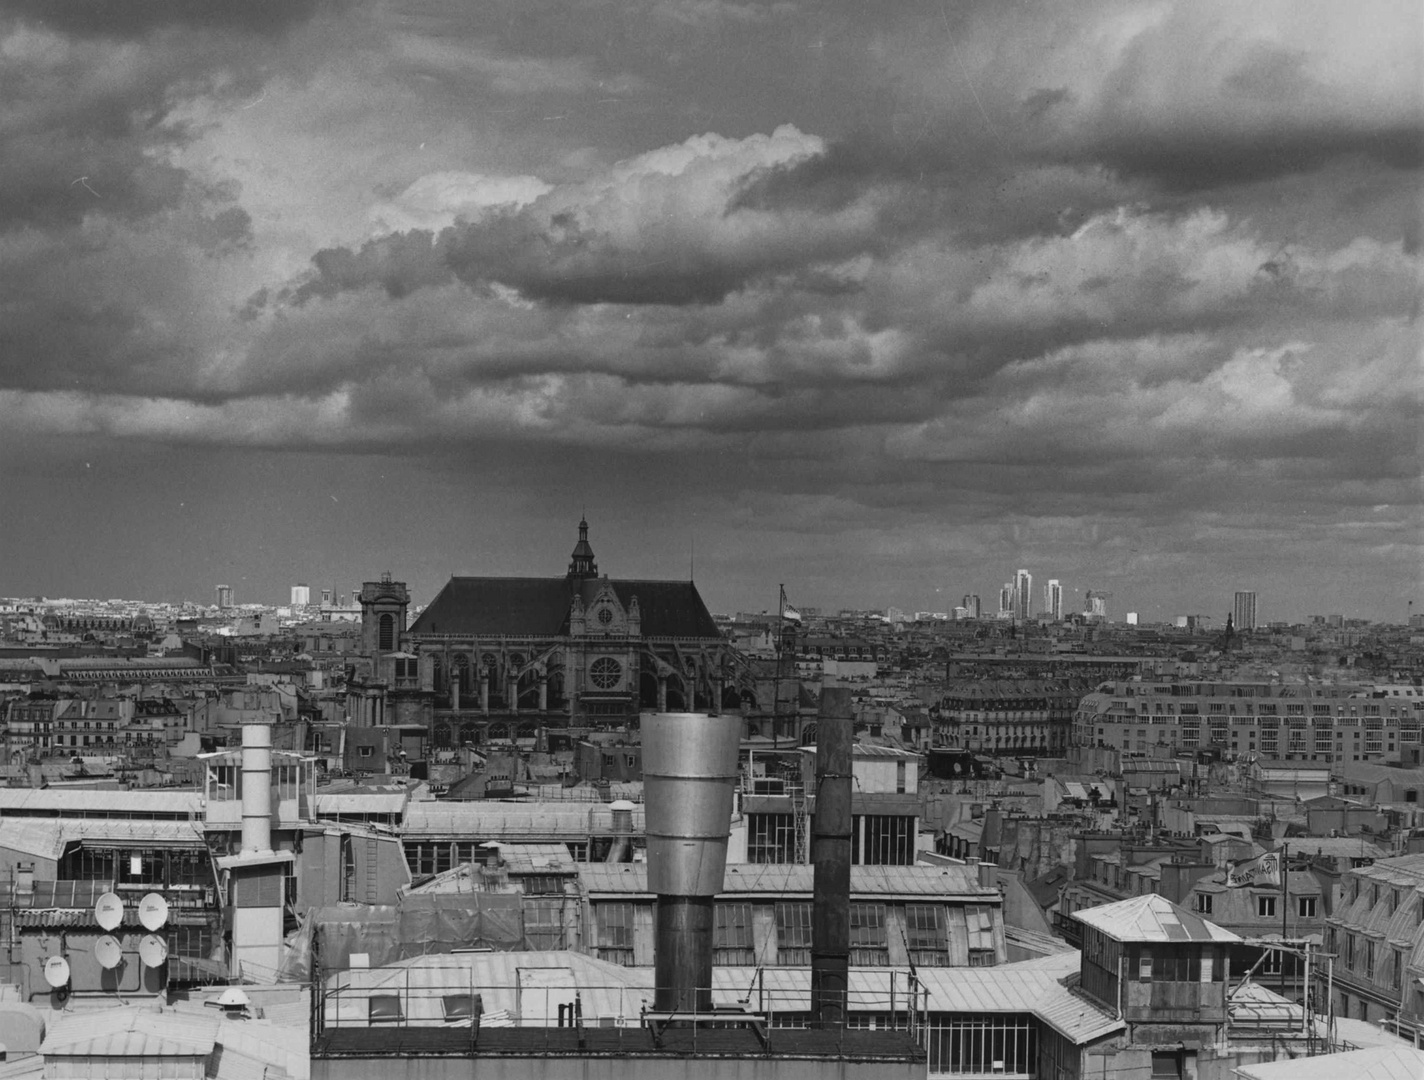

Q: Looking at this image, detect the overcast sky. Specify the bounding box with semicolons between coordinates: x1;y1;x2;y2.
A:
0;1;1419;623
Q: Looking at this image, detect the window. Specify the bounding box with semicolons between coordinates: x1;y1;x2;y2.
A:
904;904;948;966
369;995;402;1023
849;903;888;965
378;614;394;651
589;657;622;690
748;814;797;864
524;899;567;950
896;760;907;794
775;902;812;965
1298;896;1317;918
854;815;914;865
714;903;755;965
1194;894;1213;914
358;745;374;758
965;904;995;967
596;902;635;965
1257;896;1276;918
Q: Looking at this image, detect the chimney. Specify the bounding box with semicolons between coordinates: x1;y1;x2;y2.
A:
812;686;853;1028
643;712;741;1014
977;861;997;890
606;799;635;864
240;720;274;854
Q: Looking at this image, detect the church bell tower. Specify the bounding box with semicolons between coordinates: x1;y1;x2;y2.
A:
568;517;598;579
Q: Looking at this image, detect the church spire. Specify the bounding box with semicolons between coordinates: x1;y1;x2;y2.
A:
568;515;598;578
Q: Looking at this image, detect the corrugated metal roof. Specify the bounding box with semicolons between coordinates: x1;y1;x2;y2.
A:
1072;894;1242;943
41;1006;217;1057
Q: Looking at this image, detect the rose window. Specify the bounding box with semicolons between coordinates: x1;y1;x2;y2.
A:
597;607;614;626
590;657;622;689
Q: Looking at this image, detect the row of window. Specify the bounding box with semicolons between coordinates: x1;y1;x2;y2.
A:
595;901;995;968
1191;893;1316;918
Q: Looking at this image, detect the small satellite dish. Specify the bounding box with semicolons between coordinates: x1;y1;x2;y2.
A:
94;935;123;970
94;892;124;931
138;893;169;932
139;935;168;968
43;956;70;989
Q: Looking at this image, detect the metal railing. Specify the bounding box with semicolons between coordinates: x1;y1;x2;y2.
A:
312;965;931;1058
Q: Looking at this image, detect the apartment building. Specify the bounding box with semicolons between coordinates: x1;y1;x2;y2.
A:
1074;680;1424;763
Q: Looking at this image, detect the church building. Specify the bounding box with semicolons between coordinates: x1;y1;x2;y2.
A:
354;519;741;748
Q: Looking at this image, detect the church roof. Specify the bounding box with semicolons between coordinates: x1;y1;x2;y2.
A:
409;577;721;639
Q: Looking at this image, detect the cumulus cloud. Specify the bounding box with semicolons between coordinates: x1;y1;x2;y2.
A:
283;126;871;306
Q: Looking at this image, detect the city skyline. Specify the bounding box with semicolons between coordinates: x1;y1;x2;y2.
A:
0;3;1418;625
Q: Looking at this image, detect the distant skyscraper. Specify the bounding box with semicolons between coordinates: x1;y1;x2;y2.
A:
961;594;981;619
1234;591;1258;631
1015;569;1032;621
999;583;1014;618
215;584;233;609
1045;580;1062;621
291;583;310;607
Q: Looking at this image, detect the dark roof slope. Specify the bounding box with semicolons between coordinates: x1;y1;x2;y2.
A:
410;577;721;640
603;580;721;639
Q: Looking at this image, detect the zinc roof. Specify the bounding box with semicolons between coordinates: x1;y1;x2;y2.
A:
315;792;410;817
41;1006;217;1058
1235;1045;1424;1080
0;788;201;816
578;862;993;898
1072;894;1241;944
403;800;644;839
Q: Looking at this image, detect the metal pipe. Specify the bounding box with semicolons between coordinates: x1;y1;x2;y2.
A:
811;686;853;1028
642;711;741;1014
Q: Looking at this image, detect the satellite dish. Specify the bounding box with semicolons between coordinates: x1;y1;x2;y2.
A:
43;956;70;988
139;935;168;968
138;893;169;932
94;935;123;970
95;892;124;931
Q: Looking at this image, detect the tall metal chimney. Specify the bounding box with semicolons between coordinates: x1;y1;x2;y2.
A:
642;712;741;1014
240;719;274;853
812;686;853;1027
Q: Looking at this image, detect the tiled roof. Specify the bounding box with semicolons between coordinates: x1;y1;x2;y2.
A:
409;577;720;639
1072;894;1242;943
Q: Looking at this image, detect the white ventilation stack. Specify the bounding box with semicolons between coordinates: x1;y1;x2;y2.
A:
241;720;274;853
218;719;292;983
